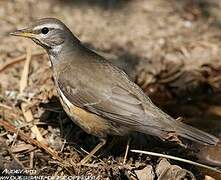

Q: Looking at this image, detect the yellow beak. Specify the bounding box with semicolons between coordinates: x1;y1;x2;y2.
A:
10;29;34;38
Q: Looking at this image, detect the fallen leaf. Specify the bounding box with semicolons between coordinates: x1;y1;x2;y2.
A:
134;165;155;180
156;158;196;180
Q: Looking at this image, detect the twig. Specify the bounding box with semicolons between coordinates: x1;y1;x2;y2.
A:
0;102;21;119
80;147;98;159
19;47;47;145
19;47;32;94
30;151;34;169
0;51;44;73
79;147;105;165
0;103;13;110
8;148;25;169
1;137;25;169
0;120;63;162
21;103;47;145
131;149;221;174
123;138;130;164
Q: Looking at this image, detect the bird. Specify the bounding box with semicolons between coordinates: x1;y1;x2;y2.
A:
11;18;219;165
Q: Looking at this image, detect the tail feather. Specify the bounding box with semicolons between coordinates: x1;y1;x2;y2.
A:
176;122;219;145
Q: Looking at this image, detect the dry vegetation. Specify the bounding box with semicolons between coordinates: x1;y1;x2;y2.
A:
1;0;221;179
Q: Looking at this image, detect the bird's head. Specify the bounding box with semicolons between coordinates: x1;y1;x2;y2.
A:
10;18;78;53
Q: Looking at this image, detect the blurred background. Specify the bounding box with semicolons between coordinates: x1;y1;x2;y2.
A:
1;0;221;179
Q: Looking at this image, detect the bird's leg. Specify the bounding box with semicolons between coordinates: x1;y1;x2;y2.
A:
123;138;131;164
78;138;106;165
100;137;119;155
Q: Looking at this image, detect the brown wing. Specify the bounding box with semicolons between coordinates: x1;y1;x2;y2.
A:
57;62;218;145
57;64;162;130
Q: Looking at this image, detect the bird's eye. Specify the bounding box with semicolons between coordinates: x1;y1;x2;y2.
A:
41;27;49;34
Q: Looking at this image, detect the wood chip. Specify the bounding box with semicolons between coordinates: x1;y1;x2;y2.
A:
156;158;196;180
134;165;155;180
11;143;34;153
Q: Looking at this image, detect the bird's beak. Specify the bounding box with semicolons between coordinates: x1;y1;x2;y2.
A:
10;29;34;38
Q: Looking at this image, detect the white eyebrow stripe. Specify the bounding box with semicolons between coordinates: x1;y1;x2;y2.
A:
33;24;63;30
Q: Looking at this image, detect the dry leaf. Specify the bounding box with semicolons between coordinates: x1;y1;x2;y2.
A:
156;158;196;180
134;165;155;180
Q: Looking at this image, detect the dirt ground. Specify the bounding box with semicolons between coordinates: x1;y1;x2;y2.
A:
1;0;221;179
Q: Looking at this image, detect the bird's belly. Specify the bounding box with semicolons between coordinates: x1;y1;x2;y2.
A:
58;89;128;138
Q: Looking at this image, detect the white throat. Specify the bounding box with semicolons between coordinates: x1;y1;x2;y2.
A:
51;44;63;54
48;44;63;66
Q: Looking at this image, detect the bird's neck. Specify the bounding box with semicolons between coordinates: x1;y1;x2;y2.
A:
48;38;81;66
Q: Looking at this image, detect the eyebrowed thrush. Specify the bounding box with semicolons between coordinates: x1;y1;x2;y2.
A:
11;18;219;164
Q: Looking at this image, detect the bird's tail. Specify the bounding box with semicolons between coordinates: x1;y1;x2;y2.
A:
175;122;219;145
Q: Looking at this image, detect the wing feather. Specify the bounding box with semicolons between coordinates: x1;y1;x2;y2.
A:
57;74;154;128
